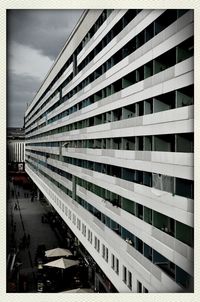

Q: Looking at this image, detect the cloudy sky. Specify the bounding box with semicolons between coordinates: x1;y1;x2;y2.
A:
7;9;83;127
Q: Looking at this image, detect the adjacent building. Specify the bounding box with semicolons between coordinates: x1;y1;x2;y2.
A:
7;127;25;171
24;9;194;292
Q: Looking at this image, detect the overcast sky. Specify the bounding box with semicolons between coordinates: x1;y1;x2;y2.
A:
7;9;83;128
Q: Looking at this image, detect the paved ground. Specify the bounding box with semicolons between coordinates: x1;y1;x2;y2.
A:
7;181;61;292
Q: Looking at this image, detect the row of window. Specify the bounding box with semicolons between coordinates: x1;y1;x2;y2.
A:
25;153;194;246
74;193;192;291
25;10;190;133
26;148;194;199
78;10;113;51
25;9;113;124
77;9;188;75
26;131;194;153
74;178;193;247
77;10;141;74
26;159;144;292
25;9;140;129
26;35;193;136
72;198;145;292
62;12;191;108
69;195;147;292
27;77;194;136
26;159;192;290
71;204;143;292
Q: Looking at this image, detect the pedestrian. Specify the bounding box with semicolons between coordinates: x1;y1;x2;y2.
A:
66;237;70;248
14;203;18;210
18;191;20;197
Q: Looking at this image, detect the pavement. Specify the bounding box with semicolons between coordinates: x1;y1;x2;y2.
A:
7;181;61;292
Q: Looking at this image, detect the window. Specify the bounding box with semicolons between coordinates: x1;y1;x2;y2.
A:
77;218;81;230
95;236;97;249
176;133;194;153
176;221;193;247
88;229;93;244
144;207;152;224
136;204;143;220
136;237;143;254
144;243;152;261
72;214;76;225
102;244;105;258
105;247;109;262
128;271;132;290
116;258;119;275
123;266;127;283
90;231;93;244
176;36;194;63
102;244;109;262
137;280;142;293
121;197;135;215
176;177;193;199
111;254;115;269
94;236;100;252
176;266;192;289
82;223;86;236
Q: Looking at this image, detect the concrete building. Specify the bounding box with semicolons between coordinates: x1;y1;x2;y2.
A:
7;127;25;170
24;9;194;292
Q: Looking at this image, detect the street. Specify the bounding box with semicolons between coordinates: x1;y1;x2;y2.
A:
7;180;77;292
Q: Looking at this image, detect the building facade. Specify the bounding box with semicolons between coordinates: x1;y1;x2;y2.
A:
24;9;194;292
7;127;25;171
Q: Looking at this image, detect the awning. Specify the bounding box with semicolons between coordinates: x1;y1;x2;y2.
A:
44;258;79;269
60;287;94;293
45;247;72;258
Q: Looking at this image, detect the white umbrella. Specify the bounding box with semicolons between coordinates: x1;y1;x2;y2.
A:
61;288;94;293
44;258;79;269
45;248;72;258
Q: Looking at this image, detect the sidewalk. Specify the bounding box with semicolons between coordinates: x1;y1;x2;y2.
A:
7;181;61;292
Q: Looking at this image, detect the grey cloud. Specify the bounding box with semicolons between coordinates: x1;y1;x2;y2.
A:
7;72;41;127
7;10;83;60
7;9;83;127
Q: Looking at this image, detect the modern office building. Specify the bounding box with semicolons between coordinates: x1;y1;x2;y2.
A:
24;9;194;292
7;127;25;171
